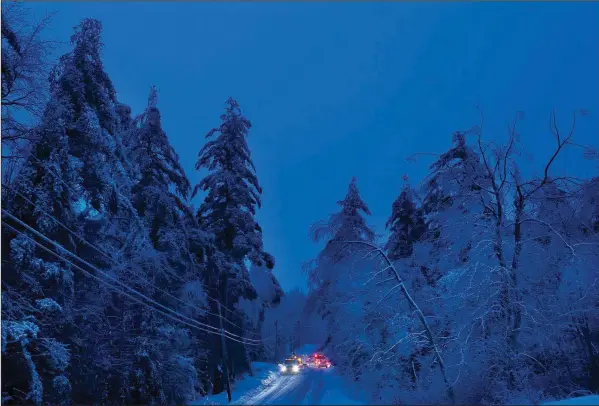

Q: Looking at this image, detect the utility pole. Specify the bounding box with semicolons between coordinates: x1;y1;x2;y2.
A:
217;276;232;403
296;320;301;352
275;320;279;359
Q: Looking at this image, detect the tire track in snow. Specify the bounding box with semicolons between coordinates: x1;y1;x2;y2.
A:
234;369;328;405
234;372;303;405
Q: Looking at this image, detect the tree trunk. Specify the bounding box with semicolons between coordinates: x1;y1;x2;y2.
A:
217;273;232;403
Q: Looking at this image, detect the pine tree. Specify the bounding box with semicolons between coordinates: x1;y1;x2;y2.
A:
385;183;426;261
1;18;127;405
418;131;490;285
304;177;381;387
306;176;375;343
125;87;212;403
194;97;274;274
193;97;276;308
130;86;198;258
308;176;375;289
193;97;277;395
330;176;375;243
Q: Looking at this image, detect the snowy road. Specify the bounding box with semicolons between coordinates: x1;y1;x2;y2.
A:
234;368;334;405
233;368;357;405
193;363;363;405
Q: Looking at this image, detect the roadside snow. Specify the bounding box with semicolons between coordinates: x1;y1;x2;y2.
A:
189;352;364;405
189;362;279;405
312;370;363;405
543;395;599;405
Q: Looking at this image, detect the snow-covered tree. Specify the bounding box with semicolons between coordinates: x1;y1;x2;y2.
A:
305;177;381;386
307;176;376;289
193;97;278;396
409;111;599;404
385;183;426;261
101;86;211;405
1;19;208;405
194;97;274;274
1;3;55;184
238;264;285;362
1;18;126;405
130;86;192;249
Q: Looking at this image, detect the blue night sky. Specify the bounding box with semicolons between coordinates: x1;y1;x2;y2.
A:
29;2;599;292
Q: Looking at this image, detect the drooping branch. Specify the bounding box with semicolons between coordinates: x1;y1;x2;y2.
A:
342;240;456;404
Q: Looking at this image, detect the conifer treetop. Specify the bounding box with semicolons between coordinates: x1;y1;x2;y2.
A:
51;18;116;113
194;97;273;269
312;176;375;245
132;86;191;203
385;183;426;260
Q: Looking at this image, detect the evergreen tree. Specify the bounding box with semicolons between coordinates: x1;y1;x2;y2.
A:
131;86;191;247
308;176;375;289
194;97;274;275
385;183;426;261
422;132;488;218
193;97;277;395
306;176;375;336
305;177;379;386
329;176;375;243
125;87;212;403
418;131;490;285
1;18;127;405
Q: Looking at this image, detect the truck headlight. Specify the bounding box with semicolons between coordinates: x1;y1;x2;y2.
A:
280;365;287;372
292;365;300;373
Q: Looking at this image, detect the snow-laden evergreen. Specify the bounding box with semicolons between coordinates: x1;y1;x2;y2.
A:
2;18;127;405
194;97;274;273
307;176;376;288
192;97;280;398
385;183;426;261
2;18;214;405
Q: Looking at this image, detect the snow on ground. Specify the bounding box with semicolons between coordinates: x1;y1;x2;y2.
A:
190;345;364;405
190;360;597;406
311;370;363;405
189;362;278;405
542;395;599;405
191;366;363;406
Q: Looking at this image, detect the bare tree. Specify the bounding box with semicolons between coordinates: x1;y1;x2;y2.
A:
408;109;598;402
1;2;56;182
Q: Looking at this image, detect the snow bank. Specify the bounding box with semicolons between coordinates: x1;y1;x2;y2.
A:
543;395;599;405
313;370;364;405
189;362;278;405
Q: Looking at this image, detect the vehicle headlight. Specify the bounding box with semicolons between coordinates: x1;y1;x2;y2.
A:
292;365;300;373
280;365;287;372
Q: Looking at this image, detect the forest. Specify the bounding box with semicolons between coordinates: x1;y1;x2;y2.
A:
1;3;598;406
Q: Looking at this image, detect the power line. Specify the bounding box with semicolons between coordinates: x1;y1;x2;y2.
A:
19;157;252;330
1;220;262;347
1;209;263;345
2;218;263;347
1;183;252;335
